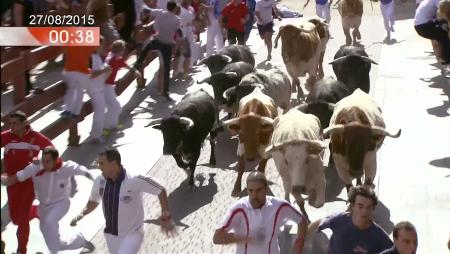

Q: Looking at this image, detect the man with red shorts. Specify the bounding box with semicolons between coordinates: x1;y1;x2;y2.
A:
1;111;53;254
220;0;249;45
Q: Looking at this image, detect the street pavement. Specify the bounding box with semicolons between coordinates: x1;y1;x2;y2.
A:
1;1;450;253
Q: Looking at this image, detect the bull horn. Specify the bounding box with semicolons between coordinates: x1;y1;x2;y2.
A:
223;86;236;100
197;76;211;84
328;56;349;65
371;126;401;138
198;56;210;65
297;23;316;33
359;56;379;65
179;117;194;130
222;55;232;63
225;71;238;78
323;124;345;136
260;116;274;125
145;118;163;127
222;117;240;126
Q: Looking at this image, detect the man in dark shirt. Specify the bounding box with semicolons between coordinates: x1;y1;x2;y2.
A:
378;221;418;254
308;186;393;254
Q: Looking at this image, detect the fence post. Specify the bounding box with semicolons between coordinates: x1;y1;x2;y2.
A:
68;124;80;146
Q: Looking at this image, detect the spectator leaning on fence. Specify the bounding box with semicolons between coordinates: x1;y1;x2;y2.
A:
414;0;450;73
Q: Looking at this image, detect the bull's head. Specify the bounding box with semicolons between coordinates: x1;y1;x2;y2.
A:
266;139;326;208
223;113;274;160
145;116;194;155
329;48;378;93
324;123;401;176
222;84;264;113
197;72;239;105
198;54;232;74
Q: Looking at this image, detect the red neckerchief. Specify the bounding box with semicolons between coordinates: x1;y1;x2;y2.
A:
36;158;63;176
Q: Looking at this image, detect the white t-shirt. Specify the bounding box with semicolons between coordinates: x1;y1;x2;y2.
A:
414;0;440;26
180;5;195;40
218;196;304;254
16;160;91;205
150;9;181;44
255;0;277;25
89;172;164;237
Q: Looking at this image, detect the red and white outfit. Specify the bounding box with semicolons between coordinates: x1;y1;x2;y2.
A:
15;160;92;253
218;196;304;254
1;126;53;254
87;53;108;140
104;53;126;130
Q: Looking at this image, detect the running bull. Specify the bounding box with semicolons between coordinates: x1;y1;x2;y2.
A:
223;87;278;197
222;68;291;115
274;21;321;100
330;46;378;93
266;108;327;221
323;89;401;191
198;45;255;74
146;89;221;188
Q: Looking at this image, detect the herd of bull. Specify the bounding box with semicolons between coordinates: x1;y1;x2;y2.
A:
145;11;401;220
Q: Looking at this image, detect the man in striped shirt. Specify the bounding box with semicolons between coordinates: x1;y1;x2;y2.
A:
213;172;307;254
69;147;175;254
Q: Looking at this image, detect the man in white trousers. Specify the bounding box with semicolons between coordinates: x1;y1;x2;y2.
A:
304;0;332;24
87;42;112;144
69;147;176;254
204;0;224;56
380;0;395;41
1;146;95;253
61;46;97;119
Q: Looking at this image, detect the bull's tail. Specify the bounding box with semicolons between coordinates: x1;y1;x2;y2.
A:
274;29;282;49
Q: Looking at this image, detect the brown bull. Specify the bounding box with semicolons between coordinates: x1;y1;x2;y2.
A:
338;0;363;45
223;87;277;197
274;22;321;101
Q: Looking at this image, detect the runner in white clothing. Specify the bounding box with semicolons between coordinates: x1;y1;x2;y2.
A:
69;147;176;254
213;172;307;254
1;146;95;254
255;0;282;61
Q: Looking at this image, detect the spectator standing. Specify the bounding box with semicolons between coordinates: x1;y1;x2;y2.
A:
213;172;307;253
1;111;53;254
133;2;181;101
87;43;112;143
103;40;141;136
255;0;282;61
1;147;95;253
308;186;394;253
220;0;249;45
204;0;225;56
173;0;195;80
61;46;96;119
69;148;176;253
378;221;418;254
